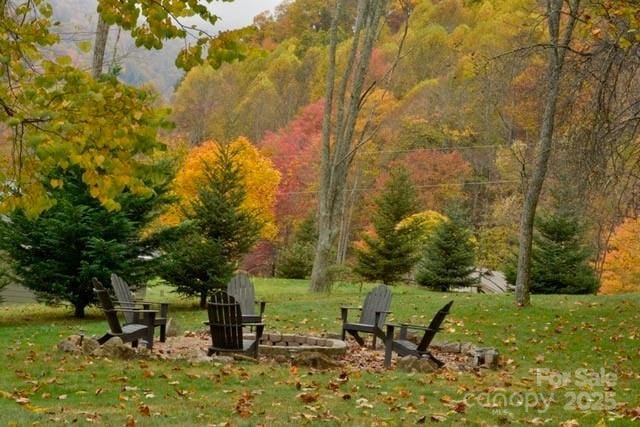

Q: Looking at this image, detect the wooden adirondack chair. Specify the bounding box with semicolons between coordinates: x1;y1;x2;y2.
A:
205;291;264;358
226;272;266;324
341;284;392;348
110;274;169;342
93;278;157;349
384;301;454;368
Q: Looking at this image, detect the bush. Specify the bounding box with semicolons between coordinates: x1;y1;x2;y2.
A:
416;212;476;291
276;216;317;279
0;167;172;317
505;212;598;294
276;242;315;279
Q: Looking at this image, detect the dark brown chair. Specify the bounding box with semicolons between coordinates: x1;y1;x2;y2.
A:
341;284;392;348
93;278;156;349
110;273;169;342
384;301;454;368
205;291;264;358
226;272;266;324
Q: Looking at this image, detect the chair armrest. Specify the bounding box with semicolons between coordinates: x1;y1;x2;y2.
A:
112;308;158;313
113;300;144;307
340;306;362;310
256;300;267;316
398;323;434;331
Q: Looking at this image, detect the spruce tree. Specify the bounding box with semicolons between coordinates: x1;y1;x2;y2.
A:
276;215;317;279
0;166;172;317
160;143;262;307
416;210;476;291
355;168;421;284
506;212;598;294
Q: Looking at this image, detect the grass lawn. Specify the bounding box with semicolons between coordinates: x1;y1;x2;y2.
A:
0;279;638;426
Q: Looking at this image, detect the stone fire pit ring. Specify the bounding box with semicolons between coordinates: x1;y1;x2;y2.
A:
254;333;347;358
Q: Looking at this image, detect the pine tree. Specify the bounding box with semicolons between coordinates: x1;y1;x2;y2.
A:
416;210;476;291
355;169;421;285
506;212;598;294
160;142;263;307
0;166;172;317
276;215;317;279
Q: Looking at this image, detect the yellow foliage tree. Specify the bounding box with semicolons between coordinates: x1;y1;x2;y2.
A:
162;138;281;239
600;218;640;295
396;210;447;246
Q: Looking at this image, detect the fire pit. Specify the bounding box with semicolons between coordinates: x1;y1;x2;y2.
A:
257;333;347;358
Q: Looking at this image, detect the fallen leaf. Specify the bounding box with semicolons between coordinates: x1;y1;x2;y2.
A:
297;392;319;403
138;405;150;417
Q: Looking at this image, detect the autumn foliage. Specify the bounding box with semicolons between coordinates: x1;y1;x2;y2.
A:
600;218;640;295
162;138;281;239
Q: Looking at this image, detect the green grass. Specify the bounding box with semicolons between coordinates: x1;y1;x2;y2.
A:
0;279;639;426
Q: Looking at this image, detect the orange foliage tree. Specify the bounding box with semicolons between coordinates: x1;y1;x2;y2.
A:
600;218;640;295
162;138;280;239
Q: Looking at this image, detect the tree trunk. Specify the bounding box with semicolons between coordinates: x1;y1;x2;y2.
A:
92;15;110;78
199;291;207;309
74;304;85;318
310;0;388;292
514;0;579;306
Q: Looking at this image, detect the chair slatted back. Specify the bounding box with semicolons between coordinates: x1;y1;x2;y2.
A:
111;274;135;324
207;291;243;350
227;272;256;316
359;284;392;328
417;301;454;352
93;278;123;334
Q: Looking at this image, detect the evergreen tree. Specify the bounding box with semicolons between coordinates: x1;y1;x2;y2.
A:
355;169;421;284
416;210;476;291
276;215;317;279
160;143;263;307
0;166;172;317
505;212;598;294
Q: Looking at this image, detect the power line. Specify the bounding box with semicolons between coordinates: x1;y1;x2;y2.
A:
266;144;503;160
276;179;519;196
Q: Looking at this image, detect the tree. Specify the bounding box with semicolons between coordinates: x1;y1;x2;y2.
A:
0;2;171;216
161;138;280;240
310;0;390;292
0;166;172;317
355;169;420;284
160;143;263;307
514;0;580;306
96;0;246;72
598;218;640;295
276;215;317;279
416;211;476;291
507;212;598;295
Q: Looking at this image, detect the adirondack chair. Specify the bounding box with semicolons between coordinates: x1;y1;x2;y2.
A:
341;284;392;348
110;274;169;342
226;272;266;324
205;291;264;358
384;301;454;368
93;278;157;349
